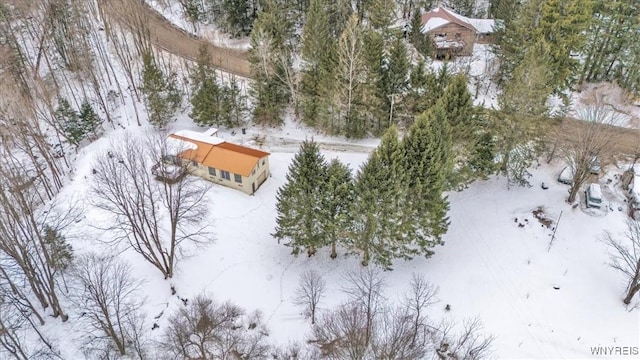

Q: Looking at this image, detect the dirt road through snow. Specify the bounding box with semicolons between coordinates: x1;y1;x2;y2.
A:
101;0;251;78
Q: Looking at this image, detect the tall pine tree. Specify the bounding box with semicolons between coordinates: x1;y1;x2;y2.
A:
348;126;423;269
300;0;336;130
56;98;82;146
437;74;482;188
273;140;328;256
402;103;453;244
78;99;102;140
248;0;293;125
140;52;181;127
190;46;223;127
322;159;354;259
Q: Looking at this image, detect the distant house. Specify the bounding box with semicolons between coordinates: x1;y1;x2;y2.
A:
164;128;270;195
420;6;497;59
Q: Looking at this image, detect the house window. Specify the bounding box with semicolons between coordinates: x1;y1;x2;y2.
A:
234;174;242;183
262;160;265;166
208;167;216;176
220;170;230;180
191;160;198;167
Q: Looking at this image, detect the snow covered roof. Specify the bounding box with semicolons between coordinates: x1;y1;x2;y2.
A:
173;129;225;146
467;18;496;34
422;17;450;33
168;129;270;177
166;136;197;154
588;183;602;199
420;6;496;34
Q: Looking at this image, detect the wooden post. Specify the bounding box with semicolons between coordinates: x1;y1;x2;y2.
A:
548;210;563;252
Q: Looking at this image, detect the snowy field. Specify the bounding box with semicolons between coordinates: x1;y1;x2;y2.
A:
7;2;636;358
49;122;640;359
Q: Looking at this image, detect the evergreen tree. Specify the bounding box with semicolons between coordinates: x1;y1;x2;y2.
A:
56;98;82;146
437;74;479;188
181;0;206;30
580;1;640;95
500;40;553;117
440;74;473;135
78;99;102;139
497;0;593;96
360;27;386;134
248;0;293;125
536;0;593;93
220;76;248;127
490;109;546;187
402;104;453;244
381;37;410;126
140;52;182;128
469;130;497;179
326;0;352;39
445;0;475;17
488;0;520;24
273;140;328;256
222;0;253;37
366;0;396;41
409;62;450;120
348;151;396;269
300;0;336;130
322;159;354;259
43;225;73;272
409;9;432;57
190;46;223;126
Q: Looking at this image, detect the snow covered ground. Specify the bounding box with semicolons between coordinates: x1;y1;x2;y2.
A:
49;120;640;358
10;2;637;358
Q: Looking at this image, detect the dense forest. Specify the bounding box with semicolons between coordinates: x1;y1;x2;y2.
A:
1;0;639;358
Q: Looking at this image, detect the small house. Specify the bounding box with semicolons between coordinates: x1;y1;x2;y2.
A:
420;6;497;59
165;129;270;195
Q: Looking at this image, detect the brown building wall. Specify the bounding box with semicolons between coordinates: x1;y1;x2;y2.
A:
429;23;476;56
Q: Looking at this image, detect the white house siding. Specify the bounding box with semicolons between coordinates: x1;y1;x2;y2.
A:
183;156;270;195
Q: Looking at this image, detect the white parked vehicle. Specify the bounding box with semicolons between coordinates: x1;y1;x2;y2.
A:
558;166;574;185
585;183;602;209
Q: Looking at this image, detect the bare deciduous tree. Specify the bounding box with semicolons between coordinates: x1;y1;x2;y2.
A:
432;317;494;360
312;271;491;359
341;266;386;345
68;253;148;358
369;306;429;359
163;294;271;359
403;273;439;348
0;155;76;322
557;103;621;203
91;131;211;279
604;220;640;305
312;303;431;359
293;269;326;325
270;341;321;360
312;304;370;360
0;279;61;359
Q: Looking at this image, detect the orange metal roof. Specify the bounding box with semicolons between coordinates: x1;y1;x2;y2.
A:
169;134;269;177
